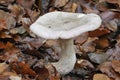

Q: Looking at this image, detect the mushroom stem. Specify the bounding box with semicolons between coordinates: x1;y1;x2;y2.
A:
52;39;76;74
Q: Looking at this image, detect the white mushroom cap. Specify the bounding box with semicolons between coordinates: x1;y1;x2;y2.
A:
30;11;102;39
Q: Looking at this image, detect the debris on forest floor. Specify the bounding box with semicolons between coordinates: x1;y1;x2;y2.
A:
0;0;120;80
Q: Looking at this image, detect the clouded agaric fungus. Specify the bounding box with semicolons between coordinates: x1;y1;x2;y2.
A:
30;11;102;74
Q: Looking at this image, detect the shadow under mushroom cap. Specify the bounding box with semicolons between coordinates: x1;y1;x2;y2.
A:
30;11;102;39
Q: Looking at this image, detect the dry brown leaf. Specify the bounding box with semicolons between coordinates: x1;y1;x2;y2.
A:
71;3;77;12
8;4;21;18
75;32;88;45
0;0;14;4
63;1;73;12
112;60;120;74
93;74;110;80
99;61;120;80
5;42;20;54
81;37;98;53
105;19;118;32
12;35;22;42
46;64;60;80
0;41;5;49
23;37;45;49
97;2;109;11
2;71;18;76
89;27;110;37
0;19;7;31
10;62;36;77
0;63;9;74
0;31;12;38
100;11;120;23
106;46;120;61
0;10;16;29
0;75;9;80
16;0;35;8
34;66;49;80
95;38;110;49
80;1;100;14
54;0;69;7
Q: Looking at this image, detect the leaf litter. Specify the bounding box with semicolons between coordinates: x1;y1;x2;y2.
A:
0;0;120;80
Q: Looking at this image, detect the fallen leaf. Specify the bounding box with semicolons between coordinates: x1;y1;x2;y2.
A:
112;60;120;74
75;32;88;45
89;27;110;37
99;61;120;80
97;2;109;11
0;63;9;74
10;62;36;77
106;0;120;7
0;41;5;49
71;3;77;12
0;10;16;29
62;1;72;12
106;46;120;61
95;37;110;49
93;74;110;80
54;0;69;7
0;75;9;80
8;4;21;18
5;42;20;54
88;52;109;64
2;71;18;76
81;37;98;53
0;19;7;31
34;66;49;80
105;19;118;32
9;23;27;35
23;37;45;49
0;31;12;38
16;0;35;8
80;2;100;14
100;11;120;23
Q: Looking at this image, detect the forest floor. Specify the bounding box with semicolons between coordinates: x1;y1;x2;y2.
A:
0;0;120;80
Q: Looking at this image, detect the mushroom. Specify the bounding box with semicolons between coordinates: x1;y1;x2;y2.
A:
30;11;102;74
